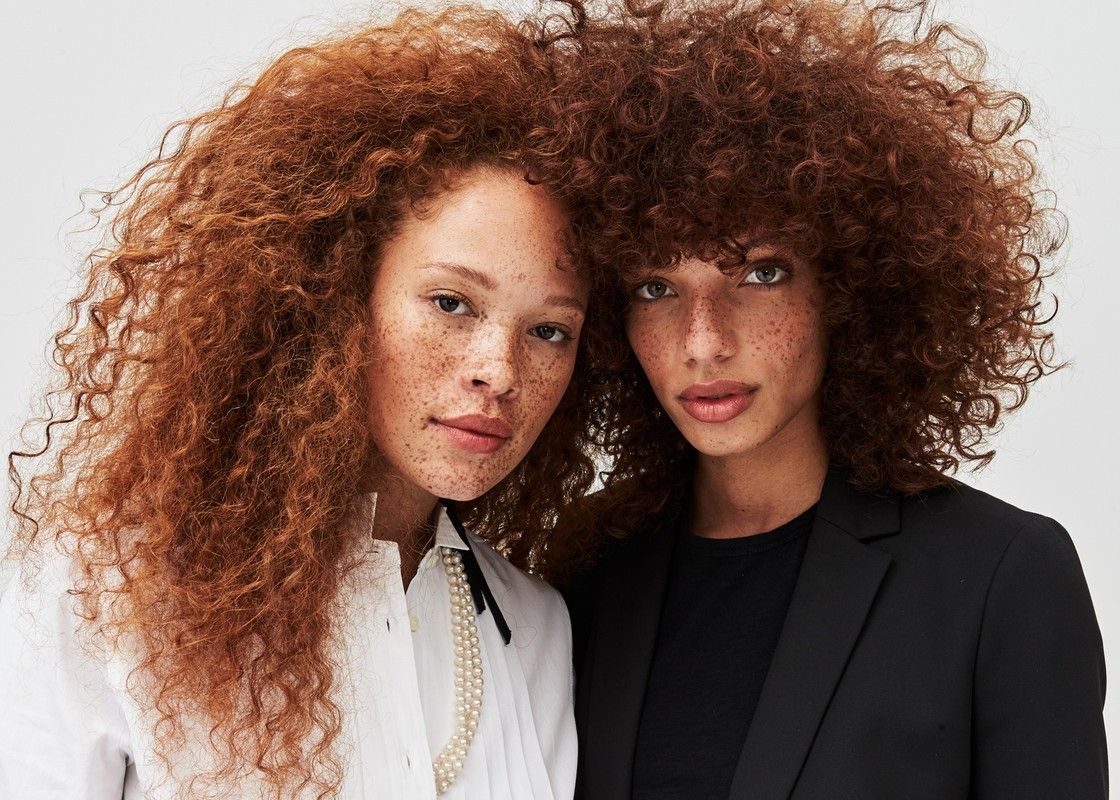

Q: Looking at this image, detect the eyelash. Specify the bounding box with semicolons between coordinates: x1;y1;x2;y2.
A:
429;293;574;345
432;292;473;316
631;262;792;301
742;261;792;287
532;325;574;344
632;280;676;301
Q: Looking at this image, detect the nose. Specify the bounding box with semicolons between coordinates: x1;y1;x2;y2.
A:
680;293;735;365
463;325;520;400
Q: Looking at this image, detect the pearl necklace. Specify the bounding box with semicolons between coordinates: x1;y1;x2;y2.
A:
433;547;483;794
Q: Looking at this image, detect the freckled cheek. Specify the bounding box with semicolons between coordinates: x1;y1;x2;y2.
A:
626;316;673;387
745;304;825;385
373;315;462;408
517;351;575;430
418;332;467;382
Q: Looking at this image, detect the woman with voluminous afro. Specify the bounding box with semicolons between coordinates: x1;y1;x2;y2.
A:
0;6;608;799
547;1;1108;797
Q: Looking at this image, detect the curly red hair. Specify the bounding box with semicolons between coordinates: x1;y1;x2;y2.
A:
536;0;1064;550
7;7;608;797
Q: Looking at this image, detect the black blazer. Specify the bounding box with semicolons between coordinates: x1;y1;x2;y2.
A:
565;472;1108;799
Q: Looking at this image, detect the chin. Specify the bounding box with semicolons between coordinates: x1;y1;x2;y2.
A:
423;474;501;503
436;486;492;502
679;424;768;460
688;440;755;459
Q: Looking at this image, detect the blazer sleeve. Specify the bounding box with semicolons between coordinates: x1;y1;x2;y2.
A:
0;556;133;800
970;514;1108;799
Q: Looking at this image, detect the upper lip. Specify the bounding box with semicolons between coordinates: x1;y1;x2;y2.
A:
679;381;756;400
438;414;513;438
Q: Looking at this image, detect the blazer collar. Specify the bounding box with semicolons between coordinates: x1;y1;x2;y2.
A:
816;468;900;541
728;469;897;799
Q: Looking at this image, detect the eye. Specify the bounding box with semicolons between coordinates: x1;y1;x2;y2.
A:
742;262;790;286
433;294;472;316
531;324;572;344
634;280;675;301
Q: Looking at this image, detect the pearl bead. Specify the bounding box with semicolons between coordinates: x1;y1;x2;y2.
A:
431;546;484;796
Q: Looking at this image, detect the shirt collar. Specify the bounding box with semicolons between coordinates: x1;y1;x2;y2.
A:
434;504;469;551
365;492;511;645
365;492;469;552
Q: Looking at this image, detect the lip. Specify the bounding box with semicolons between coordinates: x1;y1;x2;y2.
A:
677;381;757;424
434;414;513;455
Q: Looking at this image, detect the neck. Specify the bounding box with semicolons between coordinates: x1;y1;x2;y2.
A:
690;410;829;539
370;474;440;585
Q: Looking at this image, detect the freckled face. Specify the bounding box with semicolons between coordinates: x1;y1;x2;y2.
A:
366;167;587;501
625;246;828;460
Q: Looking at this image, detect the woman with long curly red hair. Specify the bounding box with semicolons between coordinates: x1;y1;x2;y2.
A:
0;7;601;799
551;1;1108;797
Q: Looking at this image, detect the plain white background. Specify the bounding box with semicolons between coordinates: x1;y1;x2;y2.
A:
1;0;1116;786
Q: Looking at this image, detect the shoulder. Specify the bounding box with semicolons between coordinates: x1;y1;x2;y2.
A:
884;482;1096;625
556;479;677;590
556;504;676;660
893;480;1078;565
0;543;125;673
902;479;1049;529
2;545;84;640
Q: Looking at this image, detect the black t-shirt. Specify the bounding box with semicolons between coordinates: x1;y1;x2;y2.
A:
631;504;816;800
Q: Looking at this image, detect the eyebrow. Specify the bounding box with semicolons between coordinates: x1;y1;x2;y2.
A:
746;244;788;259
544;293;588;315
422;260;587;316
422;261;496;291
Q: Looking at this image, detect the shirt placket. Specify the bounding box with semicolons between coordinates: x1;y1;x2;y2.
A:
359;541;436;799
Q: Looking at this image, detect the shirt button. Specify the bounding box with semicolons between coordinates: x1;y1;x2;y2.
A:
409;614;420;632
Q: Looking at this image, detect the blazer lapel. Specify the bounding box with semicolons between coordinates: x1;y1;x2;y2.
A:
728;471;899;800
579;510;680;799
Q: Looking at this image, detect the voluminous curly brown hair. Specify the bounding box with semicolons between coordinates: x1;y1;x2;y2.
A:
7;7;607;797
536;0;1064;549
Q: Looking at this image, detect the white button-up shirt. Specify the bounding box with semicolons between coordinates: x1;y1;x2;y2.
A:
0;498;577;799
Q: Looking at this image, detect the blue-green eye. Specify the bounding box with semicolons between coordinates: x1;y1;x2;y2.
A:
434;294;471;315
742;263;789;285
634;280;675;300
532;324;571;343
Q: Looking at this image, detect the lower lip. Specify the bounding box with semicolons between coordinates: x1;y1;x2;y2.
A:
679;390;756;423
435;421;510;454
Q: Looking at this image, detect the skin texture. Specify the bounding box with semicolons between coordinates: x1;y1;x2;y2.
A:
626;244;829;537
366;166;587;578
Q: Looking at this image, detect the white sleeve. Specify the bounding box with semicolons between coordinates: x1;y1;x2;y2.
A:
0;555;133;800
